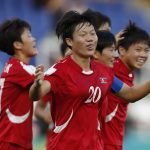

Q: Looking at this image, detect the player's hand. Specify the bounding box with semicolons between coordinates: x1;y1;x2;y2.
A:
34;65;44;86
115;30;125;43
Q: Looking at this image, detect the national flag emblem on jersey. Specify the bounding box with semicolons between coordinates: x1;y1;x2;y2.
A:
99;77;107;84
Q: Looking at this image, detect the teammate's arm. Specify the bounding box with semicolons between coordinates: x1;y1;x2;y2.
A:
112;76;150;102
29;65;51;101
35;100;52;124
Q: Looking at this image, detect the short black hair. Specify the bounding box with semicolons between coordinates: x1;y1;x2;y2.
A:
83;8;111;30
56;10;96;49
118;21;150;50
0;18;31;56
60;42;68;57
96;30;116;54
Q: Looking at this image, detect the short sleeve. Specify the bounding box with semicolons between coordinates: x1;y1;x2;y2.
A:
8;62;35;88
44;64;63;93
42;94;52;104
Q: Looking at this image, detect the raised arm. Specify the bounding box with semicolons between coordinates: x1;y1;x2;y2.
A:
29;65;50;101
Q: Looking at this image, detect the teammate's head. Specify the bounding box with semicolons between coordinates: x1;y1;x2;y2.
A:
0;18;37;57
117;21;150;70
83;8;111;31
56;10;98;58
93;30;116;67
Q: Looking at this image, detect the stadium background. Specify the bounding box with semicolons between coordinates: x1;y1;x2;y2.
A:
0;0;150;149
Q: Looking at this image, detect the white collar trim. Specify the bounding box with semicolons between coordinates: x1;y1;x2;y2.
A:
82;70;93;75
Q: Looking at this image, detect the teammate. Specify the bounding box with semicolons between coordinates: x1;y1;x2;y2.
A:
83;8;111;31
93;30;117;149
0;18;37;150
93;30;116;67
102;21;150;150
29;10;150;150
83;8;124;42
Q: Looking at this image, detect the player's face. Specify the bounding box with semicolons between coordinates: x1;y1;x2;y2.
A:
20;28;38;57
68;22;98;58
95;44;116;67
121;42;149;70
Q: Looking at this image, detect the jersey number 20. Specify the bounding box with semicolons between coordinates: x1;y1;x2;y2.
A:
85;86;101;103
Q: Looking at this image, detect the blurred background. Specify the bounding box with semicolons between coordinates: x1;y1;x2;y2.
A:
0;0;150;150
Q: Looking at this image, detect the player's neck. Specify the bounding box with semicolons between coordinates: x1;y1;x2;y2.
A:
71;55;91;71
13;54;30;64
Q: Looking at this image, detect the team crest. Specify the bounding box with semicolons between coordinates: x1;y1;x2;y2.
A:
99;77;107;84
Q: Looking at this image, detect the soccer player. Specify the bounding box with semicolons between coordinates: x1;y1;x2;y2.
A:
29;10;150;150
0;19;38;150
102;21;150;150
83;8;112;31
93;30;117;149
82;8;124;42
93;30;116;67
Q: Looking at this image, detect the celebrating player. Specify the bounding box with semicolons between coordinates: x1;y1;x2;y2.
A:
0;18;37;150
29;10;150;150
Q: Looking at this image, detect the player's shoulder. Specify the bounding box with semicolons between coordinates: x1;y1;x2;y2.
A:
44;56;70;76
1;57;22;75
7;57;35;74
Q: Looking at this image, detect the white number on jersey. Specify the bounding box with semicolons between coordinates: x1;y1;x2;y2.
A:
85;86;101;104
0;78;5;116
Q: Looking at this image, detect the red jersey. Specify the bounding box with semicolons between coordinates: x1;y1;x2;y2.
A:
0;57;35;148
44;55;114;150
42;94;52;104
102;57;134;146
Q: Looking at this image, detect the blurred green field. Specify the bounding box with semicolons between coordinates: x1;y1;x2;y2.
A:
33;135;46;150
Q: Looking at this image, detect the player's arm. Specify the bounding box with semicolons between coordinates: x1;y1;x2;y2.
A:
34;100;52;124
29;65;51;101
112;76;150;102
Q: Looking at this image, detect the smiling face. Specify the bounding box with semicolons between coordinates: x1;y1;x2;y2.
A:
96;44;116;68
66;22;98;59
119;42;149;70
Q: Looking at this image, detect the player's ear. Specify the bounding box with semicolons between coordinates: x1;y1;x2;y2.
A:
118;46;126;57
65;38;73;48
13;41;22;50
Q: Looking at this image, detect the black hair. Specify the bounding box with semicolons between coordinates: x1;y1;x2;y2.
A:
60;42;68;57
56;10;96;49
118;21;150;51
96;30;116;54
82;8;111;30
33;0;48;8
0;18;31;56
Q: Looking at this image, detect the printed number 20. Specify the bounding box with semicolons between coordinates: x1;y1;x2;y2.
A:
85;86;101;103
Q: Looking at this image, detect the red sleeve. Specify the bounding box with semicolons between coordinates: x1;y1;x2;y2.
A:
8;62;35;88
42;94;52;104
44;63;63;93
